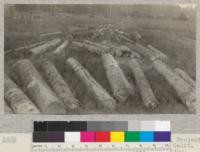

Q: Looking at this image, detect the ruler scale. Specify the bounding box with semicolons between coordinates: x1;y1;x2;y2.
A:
32;143;170;152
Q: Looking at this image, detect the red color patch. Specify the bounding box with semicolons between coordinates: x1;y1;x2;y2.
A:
95;132;110;142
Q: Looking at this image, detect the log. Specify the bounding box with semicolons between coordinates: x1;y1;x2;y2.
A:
129;59;158;109
126;43;155;59
66;58;116;109
174;68;195;88
29;38;62;56
53;40;69;56
153;60;195;112
5;41;46;54
72;41;103;54
115;29;129;37
84;40;109;52
72;29;95;38
4;75;40;114
4;101;14;114
40;59;80;110
118;34;135;44
13;59;66;114
101;41;126;57
147;44;168;61
101;53;133;102
40;31;62;37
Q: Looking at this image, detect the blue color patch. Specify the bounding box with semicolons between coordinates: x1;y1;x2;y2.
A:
140;132;154;142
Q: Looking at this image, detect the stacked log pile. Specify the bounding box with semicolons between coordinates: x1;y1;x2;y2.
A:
92;24;138;44
5;24;196;114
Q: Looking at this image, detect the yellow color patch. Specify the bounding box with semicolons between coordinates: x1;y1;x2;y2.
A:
110;132;124;142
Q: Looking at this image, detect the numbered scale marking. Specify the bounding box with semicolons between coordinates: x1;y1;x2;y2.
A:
32;143;170;152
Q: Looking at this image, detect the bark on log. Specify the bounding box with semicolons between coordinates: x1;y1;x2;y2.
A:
147;44;168;61
101;53;133;102
129;59;158;109
118;34;135;44
126;43;155;59
153;60;195;112
4;75;40;114
72;41;104;54
4;100;14;114
174;68;195;88
29;38;61;56
40;59;80;110
84;40;109;52
66;58;116;109
40;32;62;37
5;41;46;54
13;59;66;114
72;29;95;38
102;41;131;57
115;29;129;37
53;40;69;56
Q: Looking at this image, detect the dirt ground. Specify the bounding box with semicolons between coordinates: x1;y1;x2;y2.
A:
4;14;196;114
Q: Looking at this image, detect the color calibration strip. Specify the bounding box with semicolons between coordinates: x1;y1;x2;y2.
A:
33;121;170;143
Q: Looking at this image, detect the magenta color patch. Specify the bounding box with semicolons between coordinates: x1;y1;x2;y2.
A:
81;132;95;142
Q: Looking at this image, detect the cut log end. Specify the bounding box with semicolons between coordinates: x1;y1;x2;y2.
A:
114;90;131;103
184;90;196;113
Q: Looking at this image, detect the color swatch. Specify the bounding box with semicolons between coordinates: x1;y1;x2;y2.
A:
95;132;110;142
125;131;140;142
33;121;171;142
110;132;125;142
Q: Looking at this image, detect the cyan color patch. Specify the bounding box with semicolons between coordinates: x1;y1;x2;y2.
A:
140;132;154;142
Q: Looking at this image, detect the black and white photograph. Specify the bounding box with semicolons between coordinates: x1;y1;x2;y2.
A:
4;4;196;114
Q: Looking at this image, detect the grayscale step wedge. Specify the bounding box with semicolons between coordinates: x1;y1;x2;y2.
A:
40;59;80;110
153;60;195;112
13;59;66;114
101;53;134;102
4;75;40;114
66;57;117;109
129;59;158;109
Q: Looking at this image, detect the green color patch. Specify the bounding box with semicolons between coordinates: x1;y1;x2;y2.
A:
125;131;140;142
